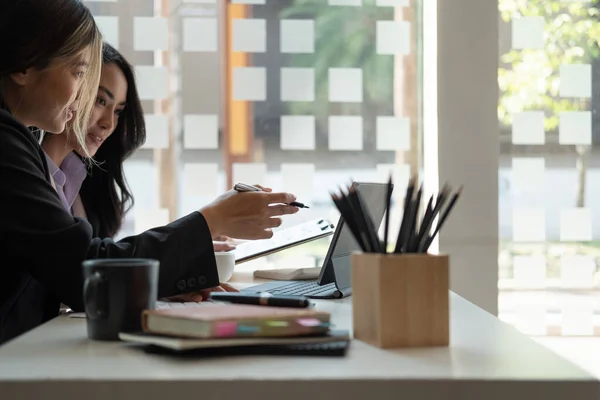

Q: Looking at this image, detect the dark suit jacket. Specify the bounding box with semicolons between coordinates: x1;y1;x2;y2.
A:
0;109;220;345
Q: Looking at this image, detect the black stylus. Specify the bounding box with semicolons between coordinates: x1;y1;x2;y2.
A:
208;292;311;308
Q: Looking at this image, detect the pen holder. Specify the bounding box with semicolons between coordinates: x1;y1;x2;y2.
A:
351;252;450;349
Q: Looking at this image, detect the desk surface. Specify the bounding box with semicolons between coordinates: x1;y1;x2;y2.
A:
0;273;598;400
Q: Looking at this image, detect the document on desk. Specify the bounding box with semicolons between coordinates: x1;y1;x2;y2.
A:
232;218;335;264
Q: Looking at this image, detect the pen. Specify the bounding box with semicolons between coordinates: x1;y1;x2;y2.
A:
233;183;310;208
208;292;311;308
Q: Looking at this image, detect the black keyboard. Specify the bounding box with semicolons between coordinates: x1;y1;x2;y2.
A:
264;281;336;296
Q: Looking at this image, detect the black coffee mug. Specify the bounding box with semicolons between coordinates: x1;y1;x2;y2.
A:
82;258;159;341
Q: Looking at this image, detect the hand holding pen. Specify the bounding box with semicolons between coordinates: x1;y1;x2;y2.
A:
234;183;310;209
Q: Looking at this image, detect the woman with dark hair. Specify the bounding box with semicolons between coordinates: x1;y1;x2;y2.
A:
0;0;298;345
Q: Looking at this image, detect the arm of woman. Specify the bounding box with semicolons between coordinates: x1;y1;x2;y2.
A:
0;120;219;311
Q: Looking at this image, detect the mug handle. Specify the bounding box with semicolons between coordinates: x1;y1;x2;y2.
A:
83;271;108;320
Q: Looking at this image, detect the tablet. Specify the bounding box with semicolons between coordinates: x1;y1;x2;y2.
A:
232;218;335;264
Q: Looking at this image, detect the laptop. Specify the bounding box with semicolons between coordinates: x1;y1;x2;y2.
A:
241;182;391;299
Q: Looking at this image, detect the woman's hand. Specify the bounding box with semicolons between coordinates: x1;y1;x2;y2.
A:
200;184;298;240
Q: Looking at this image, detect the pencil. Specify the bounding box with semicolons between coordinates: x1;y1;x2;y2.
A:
421;186;463;252
383;174;393;254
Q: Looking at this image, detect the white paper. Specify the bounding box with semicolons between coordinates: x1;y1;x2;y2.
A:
232;163;267;186
560;208;592;241
233;19;266;53
233;67;266;101
512;208;545;242
280;116;315;150
135;66;168;100
376;116;410;151
511;157;545;193
134;17;168;51
376;21;410;55
183;18;218;52
328;116;363;151
559;111;591;145
141;115;169;149
281;68;315;102
183;114;218;149
560;64;591;98
512;256;547;289
281;163;315;199
512;112;545;145
329;0;361;5
329;68;363;102
511;16;544;49
561;298;594;336
184;163;218;197
135;209;169;233
377;0;409;5
560;255;595;289
280;20;315;54
94;16;119;50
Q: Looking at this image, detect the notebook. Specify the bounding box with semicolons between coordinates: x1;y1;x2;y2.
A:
141;304;331;339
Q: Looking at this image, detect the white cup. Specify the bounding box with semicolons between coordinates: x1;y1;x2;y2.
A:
215;252;235;282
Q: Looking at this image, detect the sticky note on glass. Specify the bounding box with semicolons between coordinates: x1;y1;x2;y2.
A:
232;163;267;186
376;116;410;151
560;208;592;241
280;115;315;150
280;20;314;53
281;68;315;102
512;256;546;289
233;67;266;101
560;255;595;289
511;157;544;193
183;114;218;149
232;18;266;53
281;163;315;199
134;17;169;51
135;209;169;233
329;116;363;150
135;66;168;100
183;18;218;52
329;68;363;103
512;208;545;242
560;64;591;98
512;111;545;145
511;16;544;49
184;163;218;197
141;114;169;149
329;0;361;5
515;305;547;336
376;0;409;5
561;299;594;336
94;16;119;50
377;21;410;55
559;111;591;145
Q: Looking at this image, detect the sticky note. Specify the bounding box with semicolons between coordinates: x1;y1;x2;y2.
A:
232;19;266;53
515;305;547;336
512;112;545;145
560;64;591;98
560;255;595;289
183;18;218;52
183;114;218;149
511;157;545;193
232;163;267;186
377;21;410;55
133;17;169;51
135;209;169;233
135;66;168;100
512;256;546;289
377;0;409;5
329;68;363;103
141;115;169;149
376;116;410;151
328;116;363;151
512;208;545;242
280;20;315;53
215;321;238;337
329;0;361;5
560;208;592;241
561;299;594;336
281;163;315;198
559;111;591;145
94;16;119;50
280;115;315;150
511;16;544;49
233;67;266;101
281;68;314;102
184;163;218;197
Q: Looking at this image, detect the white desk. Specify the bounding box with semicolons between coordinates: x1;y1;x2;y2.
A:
0;274;598;400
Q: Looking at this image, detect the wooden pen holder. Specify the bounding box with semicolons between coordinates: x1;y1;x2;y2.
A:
351;252;450;349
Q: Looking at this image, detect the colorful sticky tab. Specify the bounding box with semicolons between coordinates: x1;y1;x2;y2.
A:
237;325;261;334
215;321;238;337
266;321;289;327
296;318;323;327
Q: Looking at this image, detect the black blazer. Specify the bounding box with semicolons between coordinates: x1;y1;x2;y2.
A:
0;110;220;345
